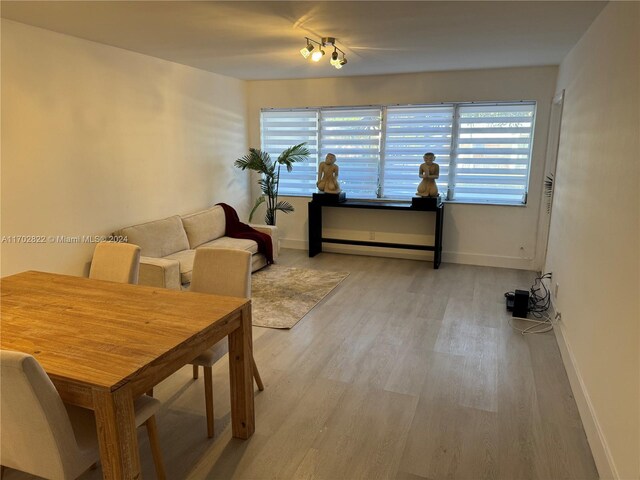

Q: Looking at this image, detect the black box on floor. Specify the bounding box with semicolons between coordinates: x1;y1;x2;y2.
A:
512;289;530;318
312;192;346;204
411;195;442;210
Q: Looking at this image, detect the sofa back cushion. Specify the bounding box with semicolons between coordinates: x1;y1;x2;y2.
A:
117;215;189;258
181;206;226;249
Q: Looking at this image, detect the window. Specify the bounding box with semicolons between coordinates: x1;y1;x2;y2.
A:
260;109;318;196
320;108;381;199
382;105;453;199
452;104;535;204
261;101;536;205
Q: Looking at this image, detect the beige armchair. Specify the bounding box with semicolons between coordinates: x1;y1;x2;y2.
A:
0;350;166;480
189;248;264;438
89;241;141;284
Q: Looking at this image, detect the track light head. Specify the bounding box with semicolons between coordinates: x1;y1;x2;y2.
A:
333;55;347;69
311;49;325;62
330;50;340;65
300;43;314;59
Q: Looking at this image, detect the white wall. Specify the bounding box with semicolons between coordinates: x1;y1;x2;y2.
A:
545;2;640;479
1;20;250;277
247;66;558;269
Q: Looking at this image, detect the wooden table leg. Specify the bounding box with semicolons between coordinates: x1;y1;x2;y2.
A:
92;386;141;480
228;304;255;439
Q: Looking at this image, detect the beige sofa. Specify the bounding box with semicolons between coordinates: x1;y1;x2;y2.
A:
114;205;277;290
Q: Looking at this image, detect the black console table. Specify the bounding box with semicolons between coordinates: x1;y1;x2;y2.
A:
308;199;444;269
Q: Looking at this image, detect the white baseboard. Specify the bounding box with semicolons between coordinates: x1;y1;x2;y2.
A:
279;239;534;270
280;238;308;250
552;307;618;479
441;251;535;270
281;239;434;261
323;244;434;261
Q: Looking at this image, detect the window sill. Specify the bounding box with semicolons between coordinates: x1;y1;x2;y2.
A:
444;200;527;207
280;194;527;207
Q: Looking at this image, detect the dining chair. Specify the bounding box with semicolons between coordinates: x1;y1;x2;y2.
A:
89;241;141;284
0;350;166;480
189;248;264;438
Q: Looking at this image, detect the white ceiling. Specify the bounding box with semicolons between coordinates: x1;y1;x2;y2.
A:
1;1;607;80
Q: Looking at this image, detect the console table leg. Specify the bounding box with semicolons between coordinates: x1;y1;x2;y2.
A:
308;202;322;257
434;205;444;269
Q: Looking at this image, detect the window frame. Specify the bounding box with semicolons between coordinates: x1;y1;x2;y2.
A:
449;102;536;205
380;104;455;201
319;106;383;199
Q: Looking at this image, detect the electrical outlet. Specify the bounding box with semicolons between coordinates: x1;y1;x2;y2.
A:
369;231;375;240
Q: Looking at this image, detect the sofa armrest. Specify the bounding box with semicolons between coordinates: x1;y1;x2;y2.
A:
139;256;182;290
249;224;279;259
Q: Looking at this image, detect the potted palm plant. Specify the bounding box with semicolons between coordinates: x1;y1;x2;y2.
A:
235;143;310;225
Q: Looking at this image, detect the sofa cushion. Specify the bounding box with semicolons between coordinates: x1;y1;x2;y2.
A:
164;249;196;285
199;236;258;255
181;206;226;249
117;216;190;258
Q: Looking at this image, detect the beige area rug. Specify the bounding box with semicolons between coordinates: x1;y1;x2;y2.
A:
251;265;349;329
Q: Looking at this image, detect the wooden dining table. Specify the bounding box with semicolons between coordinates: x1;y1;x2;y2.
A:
0;270;255;479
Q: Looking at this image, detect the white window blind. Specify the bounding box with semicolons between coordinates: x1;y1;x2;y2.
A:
452;103;536;204
382;105;454;199
261;101;536;205
319;108;382;199
260;110;318;196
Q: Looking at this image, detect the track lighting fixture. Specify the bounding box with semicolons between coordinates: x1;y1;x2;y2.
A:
300;36;347;69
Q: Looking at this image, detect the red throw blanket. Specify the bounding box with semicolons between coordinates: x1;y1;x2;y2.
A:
217;203;274;265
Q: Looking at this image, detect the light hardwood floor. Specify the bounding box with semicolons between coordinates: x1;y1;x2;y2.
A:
5;250;598;480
